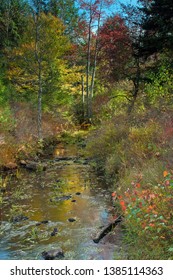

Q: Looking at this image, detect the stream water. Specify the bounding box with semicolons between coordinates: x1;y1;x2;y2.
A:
0;144;122;260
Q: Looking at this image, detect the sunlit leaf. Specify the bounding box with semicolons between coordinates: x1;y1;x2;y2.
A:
163;170;168;177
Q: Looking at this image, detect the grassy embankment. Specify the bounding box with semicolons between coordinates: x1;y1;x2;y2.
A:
85;88;173;259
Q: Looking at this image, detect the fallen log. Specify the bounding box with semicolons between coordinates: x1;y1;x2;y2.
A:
93;215;122;243
54;156;77;161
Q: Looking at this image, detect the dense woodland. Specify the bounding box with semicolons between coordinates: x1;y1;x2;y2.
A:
0;0;173;259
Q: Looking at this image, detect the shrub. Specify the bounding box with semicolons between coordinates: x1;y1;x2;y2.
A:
116;171;173;259
145;63;173;108
86;117;163;179
0;79;15;133
86;119;129;173
127;120;162;162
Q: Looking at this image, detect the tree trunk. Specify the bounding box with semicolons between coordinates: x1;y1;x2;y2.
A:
90;1;102;99
81;75;85;122
90;3;102;122
128;56;140;114
38;63;43;140
86;4;92;122
34;4;43;140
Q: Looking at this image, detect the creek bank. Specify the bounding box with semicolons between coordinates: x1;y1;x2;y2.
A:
0;131;88;173
0;135;59;172
20;160;47;171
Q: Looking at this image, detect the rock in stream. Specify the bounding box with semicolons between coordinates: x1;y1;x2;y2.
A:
42;248;64;260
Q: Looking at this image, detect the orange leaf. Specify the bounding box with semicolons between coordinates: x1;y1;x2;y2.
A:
120;200;126;211
142;222;146;229
138;202;143;208
163;170;168;177
136;183;141;188
149;223;155;227
111;192;116;197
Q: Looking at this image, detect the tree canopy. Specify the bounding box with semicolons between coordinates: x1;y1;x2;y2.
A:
140;0;173;56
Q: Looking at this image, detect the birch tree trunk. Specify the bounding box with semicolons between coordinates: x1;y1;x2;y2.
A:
90;0;102;99
34;2;43;140
89;1;102;120
81;75;85;121
86;2;92;122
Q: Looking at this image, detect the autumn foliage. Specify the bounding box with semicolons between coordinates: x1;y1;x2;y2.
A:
115;171;173;259
98;15;131;83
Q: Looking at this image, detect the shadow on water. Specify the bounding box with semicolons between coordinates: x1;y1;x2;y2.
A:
0;144;122;260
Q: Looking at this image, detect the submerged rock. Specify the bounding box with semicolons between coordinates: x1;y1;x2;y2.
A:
68;218;76;222
41;220;49;224
36;220;49;226
51;228;58;236
12;214;29;223
42;248;64;260
75;192;81;195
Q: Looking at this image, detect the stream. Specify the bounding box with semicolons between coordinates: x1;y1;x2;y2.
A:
0;144;122;260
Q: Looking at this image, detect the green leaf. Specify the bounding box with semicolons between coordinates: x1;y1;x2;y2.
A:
168;248;173;252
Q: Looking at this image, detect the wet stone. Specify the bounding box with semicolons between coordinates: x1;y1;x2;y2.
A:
68;218;76;222
51;228;58;236
56;179;61;183
75;192;81;195
42;248;64;260
36;220;49;226
12;215;29;223
41;220;49;224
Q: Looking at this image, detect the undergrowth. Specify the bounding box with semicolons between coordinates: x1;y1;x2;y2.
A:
86;109;173;259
